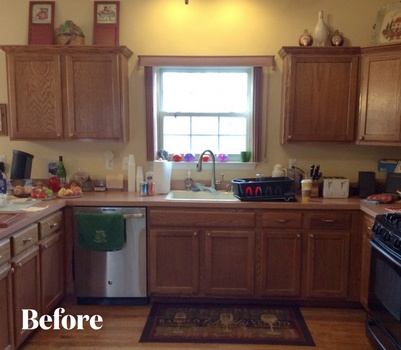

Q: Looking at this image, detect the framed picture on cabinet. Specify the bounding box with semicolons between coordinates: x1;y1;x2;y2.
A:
0;104;8;136
372;1;401;44
93;1;120;45
28;1;55;45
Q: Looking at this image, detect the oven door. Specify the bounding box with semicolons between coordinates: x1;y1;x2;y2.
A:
367;239;401;350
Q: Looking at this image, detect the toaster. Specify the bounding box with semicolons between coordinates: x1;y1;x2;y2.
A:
323;177;349;198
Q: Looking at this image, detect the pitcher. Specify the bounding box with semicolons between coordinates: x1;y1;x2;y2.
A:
272;164;286;177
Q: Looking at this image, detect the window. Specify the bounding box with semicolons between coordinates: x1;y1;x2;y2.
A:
158;68;252;160
139;56;274;163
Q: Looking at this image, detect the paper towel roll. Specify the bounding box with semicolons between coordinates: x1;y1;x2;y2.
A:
153;160;172;194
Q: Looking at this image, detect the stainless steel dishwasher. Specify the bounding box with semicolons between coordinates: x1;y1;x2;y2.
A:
73;206;148;305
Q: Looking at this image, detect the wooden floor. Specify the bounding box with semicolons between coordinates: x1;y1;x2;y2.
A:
23;297;373;350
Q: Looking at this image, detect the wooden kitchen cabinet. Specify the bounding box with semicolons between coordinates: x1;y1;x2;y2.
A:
360;214;374;309
1;45;132;141
358;44;401;145
0;238;13;350
304;212;351;299
38;211;65;315
259;211;303;297
148;208;256;297
279;47;359;143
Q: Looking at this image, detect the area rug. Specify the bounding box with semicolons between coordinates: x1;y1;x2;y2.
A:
139;302;315;346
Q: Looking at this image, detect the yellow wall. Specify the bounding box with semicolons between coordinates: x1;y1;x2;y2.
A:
0;0;398;184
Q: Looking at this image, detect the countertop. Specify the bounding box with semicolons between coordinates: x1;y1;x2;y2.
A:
0;191;396;240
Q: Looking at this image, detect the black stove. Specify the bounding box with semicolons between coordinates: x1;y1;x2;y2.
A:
372;213;401;259
367;212;401;350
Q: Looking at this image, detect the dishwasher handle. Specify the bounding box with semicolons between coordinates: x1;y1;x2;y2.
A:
123;213;145;219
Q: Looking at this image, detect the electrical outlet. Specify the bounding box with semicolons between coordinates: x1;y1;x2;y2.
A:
122;157;128;171
289;158;296;168
106;159;114;170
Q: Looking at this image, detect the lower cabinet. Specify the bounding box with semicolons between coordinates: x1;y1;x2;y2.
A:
12;246;41;347
148;207;360;303
149;228;255;297
0;263;13;350
360;214;374;309
148;208;256;297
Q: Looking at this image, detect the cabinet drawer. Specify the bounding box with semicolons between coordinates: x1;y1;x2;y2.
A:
149;209;256;228
261;211;303;228
309;212;352;230
11;224;39;256
39;210;63;239
0;238;11;265
363;214;374;237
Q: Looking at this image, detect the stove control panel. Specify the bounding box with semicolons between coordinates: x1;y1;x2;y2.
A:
372;213;401;257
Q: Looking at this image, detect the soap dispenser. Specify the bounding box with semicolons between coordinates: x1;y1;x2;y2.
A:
185;169;194;190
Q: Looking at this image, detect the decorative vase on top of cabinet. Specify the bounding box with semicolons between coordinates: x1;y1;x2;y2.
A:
279;46;360;143
1;45;132;141
358;44;401;145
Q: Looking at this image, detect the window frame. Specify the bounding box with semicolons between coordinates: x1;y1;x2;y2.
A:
140;55;274;162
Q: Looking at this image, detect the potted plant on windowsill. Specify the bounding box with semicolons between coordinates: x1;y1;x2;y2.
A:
55;20;85;45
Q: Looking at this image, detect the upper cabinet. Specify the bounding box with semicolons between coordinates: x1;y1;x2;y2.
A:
1;46;132;141
357;44;401;145
279;47;360;143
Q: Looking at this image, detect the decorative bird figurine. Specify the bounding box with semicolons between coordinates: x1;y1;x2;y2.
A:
314;10;330;46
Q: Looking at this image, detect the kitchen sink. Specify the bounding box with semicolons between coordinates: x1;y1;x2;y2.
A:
165;190;239;202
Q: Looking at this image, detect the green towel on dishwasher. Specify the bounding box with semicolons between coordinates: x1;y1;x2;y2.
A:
75;213;125;251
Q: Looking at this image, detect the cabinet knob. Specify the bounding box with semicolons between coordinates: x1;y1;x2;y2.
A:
49;222;58;228
193;232;198;237
11;267;15;273
367;226;372;230
310;234;314;238
16;262;23;268
297;234;301;238
207;232;211;237
287;135;292;140
359;136;364;141
22;237;32;244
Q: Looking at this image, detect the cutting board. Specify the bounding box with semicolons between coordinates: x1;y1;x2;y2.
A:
0;213;25;228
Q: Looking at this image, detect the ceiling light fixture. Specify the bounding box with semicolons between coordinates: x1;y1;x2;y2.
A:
185;0;188;4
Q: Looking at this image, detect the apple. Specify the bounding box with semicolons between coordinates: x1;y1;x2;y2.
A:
72;186;82;196
31;186;46;199
58;188;66;197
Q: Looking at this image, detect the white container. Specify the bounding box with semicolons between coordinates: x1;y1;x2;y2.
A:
136;166;143;192
128;154;136;192
153;160;172;194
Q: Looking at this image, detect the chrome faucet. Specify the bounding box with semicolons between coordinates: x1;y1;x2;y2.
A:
196;150;216;189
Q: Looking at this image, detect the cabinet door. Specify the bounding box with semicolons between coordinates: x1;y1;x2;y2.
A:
358;49;401;144
64;52;124;140
0;264;14;350
260;231;302;297
12;246;41;347
6;51;64;140
280;48;358;143
304;231;350;299
204;230;255;296
40;231;65;315
149;229;200;295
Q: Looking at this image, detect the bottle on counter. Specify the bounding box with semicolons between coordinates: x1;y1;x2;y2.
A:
56;156;67;188
146;163;154;196
0;171;6;194
185;169;194;190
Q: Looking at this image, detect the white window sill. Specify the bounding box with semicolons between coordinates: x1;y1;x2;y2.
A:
171;161;257;171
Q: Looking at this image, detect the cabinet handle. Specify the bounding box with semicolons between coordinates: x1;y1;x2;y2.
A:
287;135;292;140
367;226;372;230
359;136;365;141
207;232;211;237
310;234;314;238
11;267;15;273
48;222;59;228
16;263;22;268
193;232;198;237
274;219;289;223
321;219;336;223
22;237;32;244
0;254;2;259
297;234;301;238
